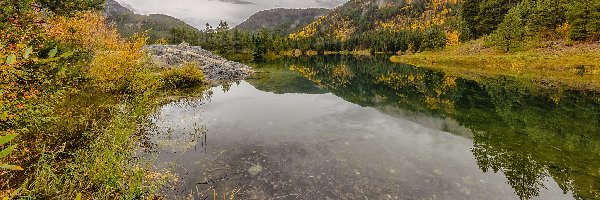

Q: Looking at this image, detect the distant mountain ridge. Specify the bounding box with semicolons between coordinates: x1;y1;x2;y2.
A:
103;0;201;42
103;0;133;18
235;8;331;35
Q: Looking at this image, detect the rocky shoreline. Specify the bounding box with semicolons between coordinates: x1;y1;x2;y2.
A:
145;44;253;83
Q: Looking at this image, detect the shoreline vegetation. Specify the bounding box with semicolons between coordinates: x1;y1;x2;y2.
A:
0;5;246;198
221;43;600;92
390;40;600;91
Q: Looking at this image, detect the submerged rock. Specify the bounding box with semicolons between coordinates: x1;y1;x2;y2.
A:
248;163;263;176
145;44;253;83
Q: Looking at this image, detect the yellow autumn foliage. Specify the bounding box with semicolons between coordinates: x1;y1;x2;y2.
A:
333;17;355;41
446;30;460;46
332;64;354;86
47;12;160;94
47;12;123;50
376;72;456;113
289;65;322;86
376;1;459;32
289;16;326;40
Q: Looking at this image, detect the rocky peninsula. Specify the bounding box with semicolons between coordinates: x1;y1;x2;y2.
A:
145;44;253;83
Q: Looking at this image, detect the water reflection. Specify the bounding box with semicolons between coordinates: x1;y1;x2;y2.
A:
252;56;600;200
144;56;600;199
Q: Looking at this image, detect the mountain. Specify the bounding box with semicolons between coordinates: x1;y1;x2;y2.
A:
288;0;464;51
103;0;133;18
103;0;201;43
288;0;599;53
235;8;331;35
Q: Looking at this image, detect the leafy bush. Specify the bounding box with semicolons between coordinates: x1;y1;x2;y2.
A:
48;12;163;94
1;9;172;198
161;62;206;89
421;26;448;51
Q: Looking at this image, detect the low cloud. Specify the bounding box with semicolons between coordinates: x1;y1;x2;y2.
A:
216;0;256;5
118;0;348;29
315;0;347;7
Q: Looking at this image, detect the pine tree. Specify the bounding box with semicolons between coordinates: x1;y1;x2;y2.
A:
492;5;526;52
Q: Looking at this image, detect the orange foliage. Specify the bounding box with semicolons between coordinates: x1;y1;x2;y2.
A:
47;12;155;93
47;12;124;50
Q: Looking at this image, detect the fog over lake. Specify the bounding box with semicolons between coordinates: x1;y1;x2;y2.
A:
117;0;348;29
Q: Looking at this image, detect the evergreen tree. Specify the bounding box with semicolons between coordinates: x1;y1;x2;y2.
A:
567;0;600;41
216;20;232;53
253;35;267;61
461;0;482;39
492;5;526;52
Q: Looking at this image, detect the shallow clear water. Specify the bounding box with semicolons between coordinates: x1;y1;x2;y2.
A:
143;56;600;200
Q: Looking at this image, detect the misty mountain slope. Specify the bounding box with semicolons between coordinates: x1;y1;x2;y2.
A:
235;8;332;35
103;0;201;42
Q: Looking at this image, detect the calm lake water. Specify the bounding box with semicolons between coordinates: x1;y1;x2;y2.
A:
142;56;600;199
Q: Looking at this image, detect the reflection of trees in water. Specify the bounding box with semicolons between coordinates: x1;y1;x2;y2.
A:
472;134;549;199
289;56;460;114
466;83;600;200
279;56;600;200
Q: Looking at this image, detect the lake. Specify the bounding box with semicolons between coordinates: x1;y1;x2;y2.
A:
141;55;600;199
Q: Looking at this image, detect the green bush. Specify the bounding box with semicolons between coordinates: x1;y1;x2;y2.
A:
161;63;206;89
421;26;448;51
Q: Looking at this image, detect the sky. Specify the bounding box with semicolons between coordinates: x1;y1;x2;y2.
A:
117;0;348;29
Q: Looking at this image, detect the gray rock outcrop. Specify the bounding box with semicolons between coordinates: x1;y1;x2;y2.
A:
103;0;134;18
145;45;253;83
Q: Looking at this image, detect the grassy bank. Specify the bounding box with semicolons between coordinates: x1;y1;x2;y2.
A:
1;10;207;198
391;41;600;91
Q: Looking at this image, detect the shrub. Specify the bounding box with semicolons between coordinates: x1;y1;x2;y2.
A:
47;12;162;94
421;26;448;50
1;10;169;198
161;62;206;89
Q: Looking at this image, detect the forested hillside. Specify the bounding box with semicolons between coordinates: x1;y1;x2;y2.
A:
288;0;600;53
288;0;463;53
104;0;202;43
235;8;331;35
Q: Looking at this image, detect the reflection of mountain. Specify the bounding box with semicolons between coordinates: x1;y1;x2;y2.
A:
246;63;327;94
266;56;600;200
374;105;474;138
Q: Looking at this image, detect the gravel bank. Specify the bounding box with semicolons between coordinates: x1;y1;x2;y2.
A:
145;44;253;83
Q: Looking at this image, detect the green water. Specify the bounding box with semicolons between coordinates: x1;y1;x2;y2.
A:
146;56;600;199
